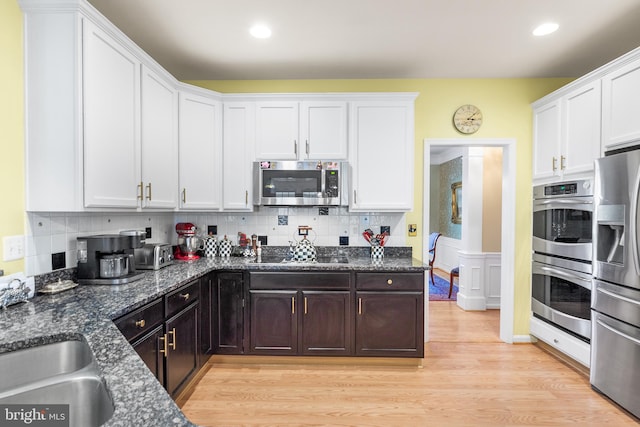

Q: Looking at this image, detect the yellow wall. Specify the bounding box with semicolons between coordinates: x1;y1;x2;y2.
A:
188;78;573;335
0;0;25;275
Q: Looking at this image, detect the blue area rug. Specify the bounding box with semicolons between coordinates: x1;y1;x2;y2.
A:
429;273;458;301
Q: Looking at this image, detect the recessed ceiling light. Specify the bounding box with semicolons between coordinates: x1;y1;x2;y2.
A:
250;24;272;39
533;22;559;36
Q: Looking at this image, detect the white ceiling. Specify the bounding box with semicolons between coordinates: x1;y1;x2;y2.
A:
87;0;640;80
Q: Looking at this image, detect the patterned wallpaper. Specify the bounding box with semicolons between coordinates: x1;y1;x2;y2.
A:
438;156;462;239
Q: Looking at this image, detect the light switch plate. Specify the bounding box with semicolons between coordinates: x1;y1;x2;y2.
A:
3;235;25;261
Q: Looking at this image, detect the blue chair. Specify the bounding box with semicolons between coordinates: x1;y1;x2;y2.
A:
428;232;441;285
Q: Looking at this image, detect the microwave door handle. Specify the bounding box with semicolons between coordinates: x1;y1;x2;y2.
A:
537;265;592;290
632;168;640;276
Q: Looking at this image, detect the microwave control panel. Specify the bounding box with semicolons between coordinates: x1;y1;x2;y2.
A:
325;170;339;197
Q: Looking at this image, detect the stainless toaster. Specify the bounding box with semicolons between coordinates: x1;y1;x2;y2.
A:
134;243;174;270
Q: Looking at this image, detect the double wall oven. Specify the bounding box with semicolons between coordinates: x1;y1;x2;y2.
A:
531;179;593;342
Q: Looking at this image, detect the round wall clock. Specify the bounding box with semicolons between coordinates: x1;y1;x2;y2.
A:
453;104;482;134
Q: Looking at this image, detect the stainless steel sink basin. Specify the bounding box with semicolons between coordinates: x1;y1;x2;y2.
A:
0;339;115;427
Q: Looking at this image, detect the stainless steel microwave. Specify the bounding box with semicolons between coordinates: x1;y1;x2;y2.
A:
253;161;343;206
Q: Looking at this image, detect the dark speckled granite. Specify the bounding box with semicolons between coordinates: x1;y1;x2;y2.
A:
0;253;427;426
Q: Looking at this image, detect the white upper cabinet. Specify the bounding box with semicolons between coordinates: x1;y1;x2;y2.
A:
254;99;348;161
178;88;222;210
602;56;640;151
349;97;416;212
223;102;255;211
562;81;601;176
532;100;561;181
532;80;601;182
140;65;178;209
255;101;299;160
83;20;141;208
300;101;348;160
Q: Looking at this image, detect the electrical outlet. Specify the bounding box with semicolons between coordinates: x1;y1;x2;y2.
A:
408;224;417;237
145;227;152;239
3;235;25;261
339;236;349;246
258;235;268;246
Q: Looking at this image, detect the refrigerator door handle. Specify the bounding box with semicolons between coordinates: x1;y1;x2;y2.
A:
632;168;640;276
598;286;640;308
597;317;640;346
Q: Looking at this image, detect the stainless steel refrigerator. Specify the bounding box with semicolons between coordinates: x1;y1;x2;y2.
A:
592;148;640;419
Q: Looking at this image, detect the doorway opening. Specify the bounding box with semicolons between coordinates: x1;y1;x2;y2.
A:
423;138;516;344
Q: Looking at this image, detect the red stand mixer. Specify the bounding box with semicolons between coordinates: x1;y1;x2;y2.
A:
175;222;202;261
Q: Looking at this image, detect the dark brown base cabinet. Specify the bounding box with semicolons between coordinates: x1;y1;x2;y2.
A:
216;272;245;354
248;272;352;356
114;280;200;398
355;273;424;358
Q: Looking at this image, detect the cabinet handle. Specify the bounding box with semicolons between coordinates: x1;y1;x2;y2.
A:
552;157;557;172
353;190;357;204
245;190;248;205
304;296;308;314
135;319;145;328
294;140;297;156
358;297;362;315
291;296;295;314
168;327;177;350
146;182;152;201
560;155;566;170
137;181;143;201
306;140;309;156
182;188;186;203
387;279;393;285
159;334;168;357
179;293;190;301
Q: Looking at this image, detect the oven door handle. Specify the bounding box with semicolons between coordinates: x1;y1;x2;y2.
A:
535;198;593;205
536;265;592;290
533;199;593;212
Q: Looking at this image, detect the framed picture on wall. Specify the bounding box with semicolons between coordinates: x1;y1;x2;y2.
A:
451;181;462;224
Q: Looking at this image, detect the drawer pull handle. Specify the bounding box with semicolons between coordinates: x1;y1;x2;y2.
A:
160;334;168;357
291;296;295;314
179;293;190;300
553;339;559;344
135;319;145;328
168;328;177;350
387;279;393;285
304;297;308;314
358;297;362;315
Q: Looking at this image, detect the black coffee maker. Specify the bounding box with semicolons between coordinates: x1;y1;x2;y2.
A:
77;231;146;285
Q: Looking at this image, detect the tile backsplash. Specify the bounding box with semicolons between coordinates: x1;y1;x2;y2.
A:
25;207;405;276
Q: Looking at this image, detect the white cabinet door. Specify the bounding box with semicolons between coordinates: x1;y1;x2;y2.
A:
562;81;601;176
349;100;414;211
223;102;255;211
255;101;299;160
602;57;640;150
532;100;561;181
140;65;178;209
178;91;222;210
83;20;141;208
300;101;348;160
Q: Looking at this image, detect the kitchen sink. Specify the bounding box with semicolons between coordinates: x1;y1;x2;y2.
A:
0;339;115;427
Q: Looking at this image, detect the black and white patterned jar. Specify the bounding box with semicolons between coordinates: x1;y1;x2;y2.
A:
218;237;232;258
370;245;384;259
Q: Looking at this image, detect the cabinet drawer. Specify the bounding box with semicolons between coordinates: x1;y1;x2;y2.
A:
356;272;424;291
249;272;350;290
166;280;200;318
115;298;164;342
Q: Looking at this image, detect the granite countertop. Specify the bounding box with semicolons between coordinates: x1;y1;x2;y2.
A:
0;252;427;427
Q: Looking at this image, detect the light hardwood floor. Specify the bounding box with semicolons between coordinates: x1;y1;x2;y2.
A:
182;288;638;426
